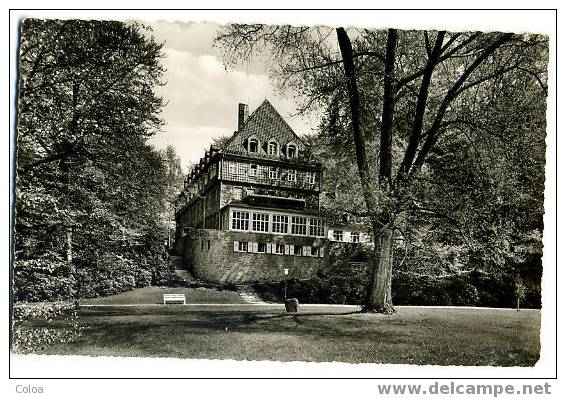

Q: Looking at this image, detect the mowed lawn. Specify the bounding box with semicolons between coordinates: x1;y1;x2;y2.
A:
80;286;245;305
32;304;540;366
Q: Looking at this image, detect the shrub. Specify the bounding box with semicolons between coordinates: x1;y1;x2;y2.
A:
12;302;83;354
13;259;77;302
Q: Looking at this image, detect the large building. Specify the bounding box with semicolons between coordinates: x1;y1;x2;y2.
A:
175;100;369;284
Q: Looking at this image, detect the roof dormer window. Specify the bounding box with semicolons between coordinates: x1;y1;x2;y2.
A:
287;144;297;159
248;138;259;153
268;140;279;156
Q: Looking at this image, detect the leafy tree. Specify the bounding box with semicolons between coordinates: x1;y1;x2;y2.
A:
211;134;232;148
215;25;548;313
159;145;185;249
15;19;170;301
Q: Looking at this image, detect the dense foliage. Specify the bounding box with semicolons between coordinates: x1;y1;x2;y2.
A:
14;19;177;302
253;243;541;308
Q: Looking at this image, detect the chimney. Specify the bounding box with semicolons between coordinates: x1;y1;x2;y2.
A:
238;103;249;130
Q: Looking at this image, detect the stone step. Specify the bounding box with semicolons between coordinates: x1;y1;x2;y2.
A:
236;285;264;304
174;269;196;283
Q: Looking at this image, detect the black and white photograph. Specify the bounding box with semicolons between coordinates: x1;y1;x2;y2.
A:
7;7;558;386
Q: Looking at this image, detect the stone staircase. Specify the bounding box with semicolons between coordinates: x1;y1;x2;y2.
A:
174;268;196;283
170;255;196;283
236;285;264;304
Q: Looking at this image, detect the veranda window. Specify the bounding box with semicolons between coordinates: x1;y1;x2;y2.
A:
252;213;269;232
291;216;307;235
231;211;250;231
272;214;288;234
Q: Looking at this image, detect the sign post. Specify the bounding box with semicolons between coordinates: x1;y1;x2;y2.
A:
283;268;289;300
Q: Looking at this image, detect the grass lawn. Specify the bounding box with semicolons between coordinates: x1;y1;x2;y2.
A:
79;286;245;305
29;305;540;366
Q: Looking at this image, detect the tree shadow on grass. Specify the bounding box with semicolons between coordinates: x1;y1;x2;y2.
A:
73;309;371;339
242;311;362;324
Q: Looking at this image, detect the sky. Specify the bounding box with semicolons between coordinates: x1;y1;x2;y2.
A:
145;21;317;170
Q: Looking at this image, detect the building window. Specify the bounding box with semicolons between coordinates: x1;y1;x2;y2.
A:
307;172;316;184
291;216;307;235
309;218;325;237
333;230;344;241
228;163;236;174
207;240;211;250
249;164;258;177
293;245;302;256
238;241;248;252
275;243;285;255
272;214;288;234
257;242;266;253
269;166;278;179
311;246;319;257
287;144;297;158
287;169;297;182
252;213;269;232
268;141;278;156
351;232;360;243
249;138;258;153
201;240;204;251
231;211;250;231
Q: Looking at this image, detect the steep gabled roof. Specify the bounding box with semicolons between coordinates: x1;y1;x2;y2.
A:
222;100;317;163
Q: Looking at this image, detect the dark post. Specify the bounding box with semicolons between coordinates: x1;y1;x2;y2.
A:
283;268;289;301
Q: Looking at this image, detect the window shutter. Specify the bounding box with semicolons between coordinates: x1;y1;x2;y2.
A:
233;241;239;252
266;243;272;254
284;244;290;255
247;242;253;252
252;242;258;253
303;246;310;256
319;246;325;258
289;245;295;255
327;229;334;240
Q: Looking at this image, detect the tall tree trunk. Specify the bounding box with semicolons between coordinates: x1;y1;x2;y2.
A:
364;219;395;314
66;227;80;308
337;27;397;314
